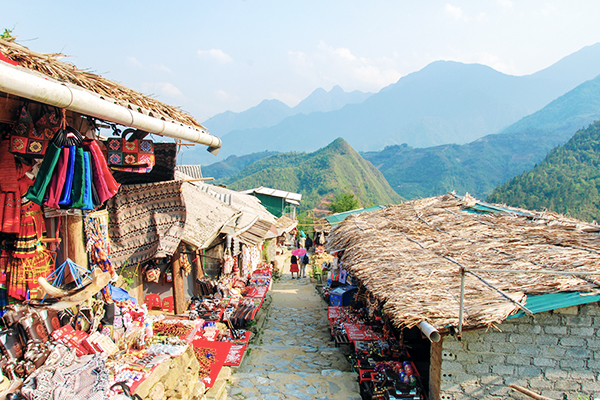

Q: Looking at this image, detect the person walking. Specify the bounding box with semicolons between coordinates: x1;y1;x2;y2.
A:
305;234;313;253
299;253;309;278
299;231;306;250
290;254;299;279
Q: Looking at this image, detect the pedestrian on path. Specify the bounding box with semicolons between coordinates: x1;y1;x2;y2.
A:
299;253;309;278
305;234;313;252
290;254;300;279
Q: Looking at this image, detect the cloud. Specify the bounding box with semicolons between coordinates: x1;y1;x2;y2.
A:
497;0;513;9
142;82;184;98
287;42;402;93
197;49;233;64
126;56;144;68
151;64;172;74
445;4;470;22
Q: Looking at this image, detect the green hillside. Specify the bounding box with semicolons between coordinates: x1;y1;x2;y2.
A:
202;151;278;180
488;121;600;223
362;74;600;200
223;138;403;211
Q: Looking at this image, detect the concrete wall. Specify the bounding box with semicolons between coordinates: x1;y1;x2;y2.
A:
437;303;600;400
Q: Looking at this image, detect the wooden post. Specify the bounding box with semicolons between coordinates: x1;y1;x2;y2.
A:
193;249;204;297
172;245;186;314
130;263;144;305
66;214;87;268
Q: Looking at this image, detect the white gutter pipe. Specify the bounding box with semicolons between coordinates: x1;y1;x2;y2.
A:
418;321;441;342
0;61;222;155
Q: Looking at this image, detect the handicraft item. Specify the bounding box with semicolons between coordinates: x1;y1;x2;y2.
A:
105;128;155;173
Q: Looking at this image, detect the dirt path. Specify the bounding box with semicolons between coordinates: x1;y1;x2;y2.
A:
225;253;360;400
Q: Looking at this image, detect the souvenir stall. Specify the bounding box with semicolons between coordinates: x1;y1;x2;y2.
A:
324;253;426;400
0;37;223;399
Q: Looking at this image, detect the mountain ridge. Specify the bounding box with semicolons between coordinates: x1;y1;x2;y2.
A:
223;138;403;212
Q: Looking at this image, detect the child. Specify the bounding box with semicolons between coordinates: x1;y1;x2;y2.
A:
290;255;299;279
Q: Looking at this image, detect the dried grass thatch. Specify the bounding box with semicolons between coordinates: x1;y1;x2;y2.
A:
0;39;205;130
326;194;600;332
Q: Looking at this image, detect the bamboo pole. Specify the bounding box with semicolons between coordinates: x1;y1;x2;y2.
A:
509;384;555;400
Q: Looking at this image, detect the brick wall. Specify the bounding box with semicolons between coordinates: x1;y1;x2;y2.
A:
437;303;600;400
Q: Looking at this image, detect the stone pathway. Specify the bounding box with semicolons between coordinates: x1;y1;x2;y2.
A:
225;261;360;399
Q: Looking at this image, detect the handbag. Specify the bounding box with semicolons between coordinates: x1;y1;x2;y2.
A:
9;104;48;158
105;128;155;173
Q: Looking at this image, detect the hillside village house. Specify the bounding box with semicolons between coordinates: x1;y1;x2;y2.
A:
326;194;600;400
241;186;302;219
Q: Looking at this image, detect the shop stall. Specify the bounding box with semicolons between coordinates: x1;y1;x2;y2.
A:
0;36;237;400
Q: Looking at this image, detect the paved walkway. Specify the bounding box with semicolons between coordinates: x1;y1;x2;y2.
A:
225;256;360;400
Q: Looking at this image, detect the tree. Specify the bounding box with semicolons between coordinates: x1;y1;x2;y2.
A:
328;192;361;213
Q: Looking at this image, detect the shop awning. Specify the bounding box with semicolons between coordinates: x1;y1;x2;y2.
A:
0;39;222;154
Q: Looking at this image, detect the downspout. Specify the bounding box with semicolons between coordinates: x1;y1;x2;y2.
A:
0;61;222;155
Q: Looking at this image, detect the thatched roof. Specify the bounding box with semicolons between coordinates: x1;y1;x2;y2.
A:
326;194;600;333
0;38;205;130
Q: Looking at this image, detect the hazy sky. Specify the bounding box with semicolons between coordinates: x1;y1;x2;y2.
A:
3;1;600;123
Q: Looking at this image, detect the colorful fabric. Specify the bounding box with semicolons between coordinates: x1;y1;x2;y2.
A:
7;246;54;300
13;201;46;258
0;140;21;233
106;180;186;267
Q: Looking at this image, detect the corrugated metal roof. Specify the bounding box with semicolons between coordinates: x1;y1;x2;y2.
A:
325;205;387;226
175;165;203;179
241;186;302;202
508;292;600;319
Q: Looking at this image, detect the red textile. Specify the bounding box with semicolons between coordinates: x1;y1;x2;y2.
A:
0;141;21;233
45;146;69;208
290;263;299;273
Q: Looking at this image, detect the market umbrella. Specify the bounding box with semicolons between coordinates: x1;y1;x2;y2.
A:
291;248;307;256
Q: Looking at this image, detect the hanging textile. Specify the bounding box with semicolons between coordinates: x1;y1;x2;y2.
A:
13;201;46;259
106;180;186;267
7;245;55;300
84;210;114;277
0;140;21;234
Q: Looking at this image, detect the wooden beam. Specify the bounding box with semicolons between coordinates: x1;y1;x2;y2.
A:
172;245;186;314
193;249;204;297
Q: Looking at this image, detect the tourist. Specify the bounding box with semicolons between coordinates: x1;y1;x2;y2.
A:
305;234;313;252
300;253;309;278
290;254;299;279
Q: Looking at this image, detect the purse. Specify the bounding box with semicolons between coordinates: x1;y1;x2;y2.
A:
105;128;155;173
9;104;48;158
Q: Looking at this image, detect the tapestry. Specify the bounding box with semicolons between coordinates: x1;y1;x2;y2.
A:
106;180;186;267
111;143;177;185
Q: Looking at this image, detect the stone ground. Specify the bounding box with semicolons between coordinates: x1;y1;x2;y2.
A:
224;251;361;400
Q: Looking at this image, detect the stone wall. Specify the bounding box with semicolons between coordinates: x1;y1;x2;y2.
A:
437;303;600;400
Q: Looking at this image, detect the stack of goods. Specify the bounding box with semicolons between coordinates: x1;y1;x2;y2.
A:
328;304;425;399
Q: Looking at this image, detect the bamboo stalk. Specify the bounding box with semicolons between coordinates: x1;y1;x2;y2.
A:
508;384;555;400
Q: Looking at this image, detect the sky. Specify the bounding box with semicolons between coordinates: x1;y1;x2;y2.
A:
3;1;600;123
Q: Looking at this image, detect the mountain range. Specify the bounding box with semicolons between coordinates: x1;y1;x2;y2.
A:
362;73;600;200
184;43;600;165
223;138;403;212
488;120;600;223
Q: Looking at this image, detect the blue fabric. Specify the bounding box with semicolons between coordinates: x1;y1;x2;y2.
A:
81;151;94;210
107;284;137;303
59;145;76;206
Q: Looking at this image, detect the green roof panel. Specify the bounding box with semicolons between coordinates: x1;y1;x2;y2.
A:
508;291;600;319
325;205;387;226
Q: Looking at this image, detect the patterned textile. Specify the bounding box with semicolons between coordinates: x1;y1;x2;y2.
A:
112;142;177;184
0;140;21;233
7;246;55;300
21;343;110;400
106;180;186;267
13;201;46;258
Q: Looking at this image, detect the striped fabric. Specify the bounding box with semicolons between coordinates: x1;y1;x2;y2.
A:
106;180;186;267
